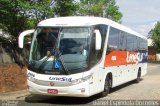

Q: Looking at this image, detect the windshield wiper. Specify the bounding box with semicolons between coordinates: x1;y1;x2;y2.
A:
54;48;70;75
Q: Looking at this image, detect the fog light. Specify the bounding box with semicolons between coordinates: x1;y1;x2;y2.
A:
81;88;85;93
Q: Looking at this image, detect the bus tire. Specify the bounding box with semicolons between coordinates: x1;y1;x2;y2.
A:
100;76;111;97
135;69;141;83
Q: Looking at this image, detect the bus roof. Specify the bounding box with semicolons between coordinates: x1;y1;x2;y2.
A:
38;16;146;40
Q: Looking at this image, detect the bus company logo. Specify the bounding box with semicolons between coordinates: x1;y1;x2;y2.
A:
49;77;72;82
50;82;54;86
126;52;143;63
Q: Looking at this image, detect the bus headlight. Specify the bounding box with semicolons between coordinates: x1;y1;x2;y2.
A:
71;74;92;85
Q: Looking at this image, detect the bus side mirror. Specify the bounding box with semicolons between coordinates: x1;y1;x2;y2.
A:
18;29;35;48
94;30;102;50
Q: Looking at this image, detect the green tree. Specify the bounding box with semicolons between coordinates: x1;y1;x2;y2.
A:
0;0;27;39
0;0;53;40
150;21;160;50
29;0;54;22
105;0;122;22
78;0;122;22
54;0;78;16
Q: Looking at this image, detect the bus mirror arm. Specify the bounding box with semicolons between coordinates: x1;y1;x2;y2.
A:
94;30;102;50
18;29;35;48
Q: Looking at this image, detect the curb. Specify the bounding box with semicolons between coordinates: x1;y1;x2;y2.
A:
0;90;30;100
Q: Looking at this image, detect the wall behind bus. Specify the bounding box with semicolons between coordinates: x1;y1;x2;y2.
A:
0;40;28;93
0;64;27;93
148;46;156;62
148;46;160;62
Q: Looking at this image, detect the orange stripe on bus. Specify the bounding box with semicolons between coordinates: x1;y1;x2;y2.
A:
104;51;138;67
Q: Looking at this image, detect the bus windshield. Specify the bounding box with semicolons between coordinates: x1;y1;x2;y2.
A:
28;27;91;75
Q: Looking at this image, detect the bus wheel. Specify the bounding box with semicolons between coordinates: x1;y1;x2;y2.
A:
135;69;141;83
101;76;111;97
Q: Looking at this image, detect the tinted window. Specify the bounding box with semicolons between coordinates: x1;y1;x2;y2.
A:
140;38;147;50
126;34;134;51
107;27;127;52
107;27;120;51
119;31;127;51
107;27;146;52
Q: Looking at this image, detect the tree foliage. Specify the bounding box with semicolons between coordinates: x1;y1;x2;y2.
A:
53;0;78;16
0;0;27;39
150;22;160;50
28;0;54;22
78;0;122;22
0;0;53;40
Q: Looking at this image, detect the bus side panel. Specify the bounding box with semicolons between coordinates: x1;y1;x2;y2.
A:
139;63;147;77
89;65;107;96
103;24;148;88
103;50;148;88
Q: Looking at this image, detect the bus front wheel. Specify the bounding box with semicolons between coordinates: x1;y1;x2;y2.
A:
100;76;111;97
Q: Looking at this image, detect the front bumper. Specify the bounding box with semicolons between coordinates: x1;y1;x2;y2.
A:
27;80;90;97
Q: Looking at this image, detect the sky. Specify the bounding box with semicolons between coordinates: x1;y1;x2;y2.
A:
116;0;160;36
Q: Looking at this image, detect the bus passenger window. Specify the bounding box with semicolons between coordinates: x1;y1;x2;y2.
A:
107;27;120;54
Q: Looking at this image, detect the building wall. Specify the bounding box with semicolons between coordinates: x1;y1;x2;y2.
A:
0;64;27;93
148;46;156;62
148;38;160;62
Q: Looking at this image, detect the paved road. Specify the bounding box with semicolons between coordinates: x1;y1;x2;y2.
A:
1;63;160;106
102;63;160;100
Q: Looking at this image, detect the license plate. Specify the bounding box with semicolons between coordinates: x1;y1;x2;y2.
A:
48;89;58;94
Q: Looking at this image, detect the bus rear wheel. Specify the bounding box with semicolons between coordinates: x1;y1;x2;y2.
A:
100;76;111;97
135;69;141;83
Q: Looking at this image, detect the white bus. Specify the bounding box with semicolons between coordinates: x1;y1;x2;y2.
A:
19;16;148;97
